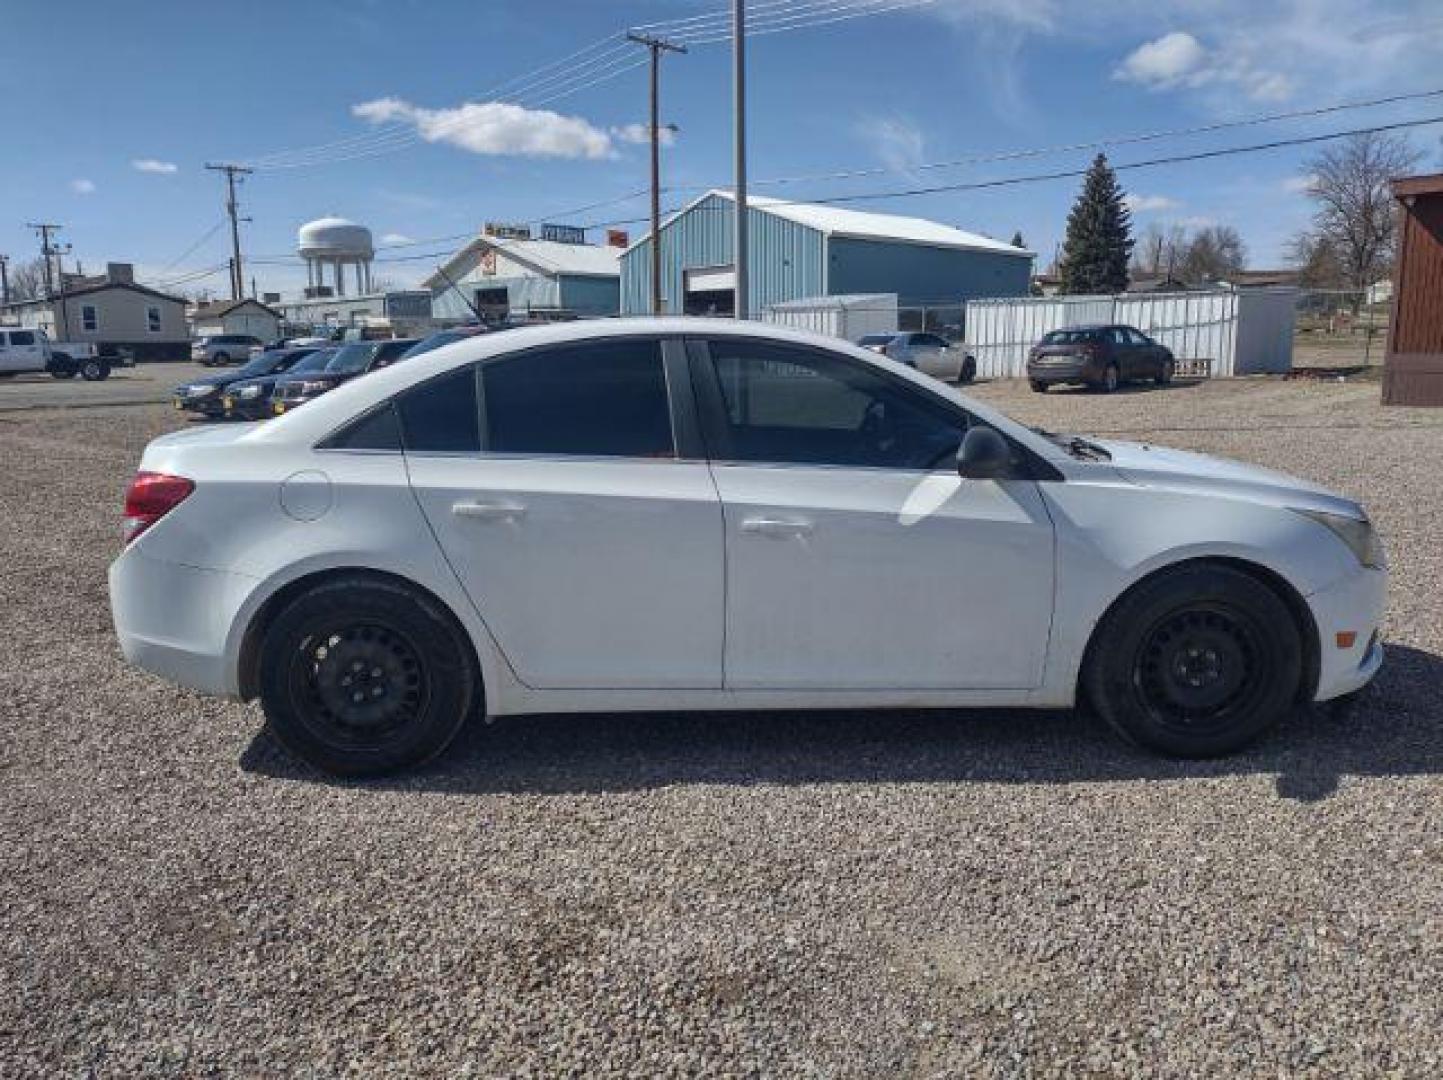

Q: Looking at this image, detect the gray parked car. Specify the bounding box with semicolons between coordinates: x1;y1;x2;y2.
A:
193;334;263;366
857;331;977;383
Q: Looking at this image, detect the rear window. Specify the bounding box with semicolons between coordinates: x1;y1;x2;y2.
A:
481;340;673;458
1041;329;1100;345
397;368;480;453
9;330;35;346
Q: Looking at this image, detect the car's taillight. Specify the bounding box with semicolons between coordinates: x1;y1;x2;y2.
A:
123;471;194;543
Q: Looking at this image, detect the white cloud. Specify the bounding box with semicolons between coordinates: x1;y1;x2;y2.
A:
353;97;614;159
611;123;677;147
1124;194;1181;213
1115;30;1293;101
859;115;925;176
1282;174;1318;195
132;158;178;174
70;178;96;194
380;232;414;244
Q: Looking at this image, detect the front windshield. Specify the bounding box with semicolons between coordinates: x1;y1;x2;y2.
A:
237;352;285;378
325;342;379;374
291;349;336;374
401;331;463;359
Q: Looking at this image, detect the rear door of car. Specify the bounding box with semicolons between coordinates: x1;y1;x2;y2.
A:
402;336;725;690
910;334;953;379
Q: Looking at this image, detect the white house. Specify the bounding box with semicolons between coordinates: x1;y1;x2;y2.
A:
190;298;282;341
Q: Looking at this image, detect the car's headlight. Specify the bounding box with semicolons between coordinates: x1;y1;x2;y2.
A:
238;384;263;399
1295;508;1385;569
298;380;331;393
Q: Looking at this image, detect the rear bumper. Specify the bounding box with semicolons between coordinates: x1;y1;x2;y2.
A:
1306;566;1387;701
109;547;258;698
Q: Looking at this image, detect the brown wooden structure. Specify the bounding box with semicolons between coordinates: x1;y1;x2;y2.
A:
1384;173;1443;405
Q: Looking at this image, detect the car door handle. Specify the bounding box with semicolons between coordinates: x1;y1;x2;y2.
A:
452;499;526;523
740;517;814;539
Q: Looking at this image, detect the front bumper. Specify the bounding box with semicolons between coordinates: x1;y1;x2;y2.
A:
172;394;226;416
1306;566;1387;701
109;547;259;698
222;394;272;420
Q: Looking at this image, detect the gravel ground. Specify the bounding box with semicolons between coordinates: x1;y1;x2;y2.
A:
2;376;1441;1077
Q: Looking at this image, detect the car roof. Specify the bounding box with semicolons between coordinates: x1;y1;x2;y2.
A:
251;316;1056;459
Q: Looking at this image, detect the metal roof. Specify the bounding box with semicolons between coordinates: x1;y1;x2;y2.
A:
628;190;1033;258
423;236;621;288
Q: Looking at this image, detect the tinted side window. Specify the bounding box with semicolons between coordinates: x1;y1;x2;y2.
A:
11;331;34;346
706;341;964;470
321;402;403;451
397;367;480;452
481;340;674;458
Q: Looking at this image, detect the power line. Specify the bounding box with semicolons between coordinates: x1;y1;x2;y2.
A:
158;220;226;273
236;0;936;171
576;112;1443;230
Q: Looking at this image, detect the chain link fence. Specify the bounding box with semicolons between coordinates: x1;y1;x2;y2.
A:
1293;288;1391;370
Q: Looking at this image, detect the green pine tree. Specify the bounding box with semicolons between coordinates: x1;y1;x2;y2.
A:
1059;154;1133;295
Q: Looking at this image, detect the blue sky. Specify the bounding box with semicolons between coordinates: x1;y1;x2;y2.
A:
3;0;1441;298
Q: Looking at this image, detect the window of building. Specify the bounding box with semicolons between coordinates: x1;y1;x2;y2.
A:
146;306;162;333
480;340;674;458
706;341;964;470
81;306;99;333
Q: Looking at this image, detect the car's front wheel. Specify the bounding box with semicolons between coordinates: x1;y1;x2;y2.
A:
1083;564;1302;757
1156;357;1175;386
258;576;478;776
1030;379;1047;393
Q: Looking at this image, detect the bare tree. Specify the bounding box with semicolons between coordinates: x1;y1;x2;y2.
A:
5;257;48;302
1286;231;1346;290
1131;222;1189;279
1179;225;1247;284
1297;131;1421;302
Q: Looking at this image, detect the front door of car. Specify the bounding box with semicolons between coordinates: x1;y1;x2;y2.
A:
692;338;1055;692
402;337;725;691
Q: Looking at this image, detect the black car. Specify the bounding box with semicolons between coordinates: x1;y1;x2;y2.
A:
221;347;335;420
1026;324;1175;393
270;338;418;415
172;348;318;418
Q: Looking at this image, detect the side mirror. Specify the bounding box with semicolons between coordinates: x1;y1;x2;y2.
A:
957;426;1015;480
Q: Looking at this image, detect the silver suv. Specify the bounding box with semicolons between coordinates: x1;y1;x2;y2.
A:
193;334;262;366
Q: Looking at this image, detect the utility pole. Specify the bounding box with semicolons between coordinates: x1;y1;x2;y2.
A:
732;0;748;319
0;255;9;306
626;30;686;316
205;163;253;300
26;223;63;296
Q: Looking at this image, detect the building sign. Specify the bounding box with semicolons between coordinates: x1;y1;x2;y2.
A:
479;249;498;276
383;291;433;320
484;222;531;240
606;229;630;248
541;222;586;245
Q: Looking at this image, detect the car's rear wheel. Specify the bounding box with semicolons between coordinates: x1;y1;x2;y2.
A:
958;356;977;384
1084;564;1302;757
258;577;477;777
1030;379;1047;393
80;358;109;381
213;352;230;365
1099;363;1120;393
1155;358;1174;386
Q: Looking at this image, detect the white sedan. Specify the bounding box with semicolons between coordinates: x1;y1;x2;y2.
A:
110;319;1385;776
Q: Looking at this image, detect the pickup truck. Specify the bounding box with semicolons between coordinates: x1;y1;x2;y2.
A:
0;327;114;381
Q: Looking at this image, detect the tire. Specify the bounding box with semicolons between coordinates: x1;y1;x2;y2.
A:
1083;564;1303;758
1030;379;1048;393
213;352;230;365
80;358;109;381
258;577;478;777
1099;364;1120;393
1155;358;1174;386
959;356;977;384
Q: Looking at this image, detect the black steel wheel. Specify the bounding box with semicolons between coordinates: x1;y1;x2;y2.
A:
959;356;978;384
1030;379;1048;393
259;576;477;776
1099;363;1120;393
1084;564;1302;757
1155;358;1174;386
80;358;109;381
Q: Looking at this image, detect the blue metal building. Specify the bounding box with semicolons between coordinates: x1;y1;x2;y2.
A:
620;190;1033;317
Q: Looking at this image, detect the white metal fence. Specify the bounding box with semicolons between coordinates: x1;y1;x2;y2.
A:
963;288;1297;378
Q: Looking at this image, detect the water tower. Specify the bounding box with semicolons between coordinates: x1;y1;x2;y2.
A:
298;216;375;297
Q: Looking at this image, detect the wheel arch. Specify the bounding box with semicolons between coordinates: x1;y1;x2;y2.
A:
236;566;484;705
1076;555;1321;708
